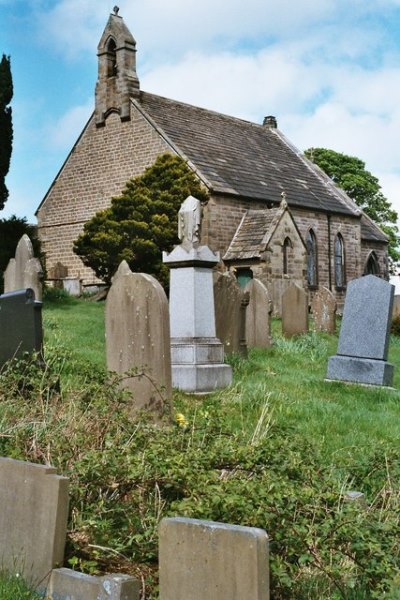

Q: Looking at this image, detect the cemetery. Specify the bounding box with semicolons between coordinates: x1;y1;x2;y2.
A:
0;224;399;599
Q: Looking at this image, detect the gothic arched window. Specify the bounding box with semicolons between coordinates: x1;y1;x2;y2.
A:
334;233;345;288
364;252;380;276
107;38;117;77
306;229;318;287
283;237;292;275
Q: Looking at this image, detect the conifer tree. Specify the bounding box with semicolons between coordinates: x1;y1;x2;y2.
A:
73;153;208;286
0;54;13;210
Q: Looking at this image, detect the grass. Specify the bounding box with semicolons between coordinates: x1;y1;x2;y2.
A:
1;295;400;599
0;573;41;599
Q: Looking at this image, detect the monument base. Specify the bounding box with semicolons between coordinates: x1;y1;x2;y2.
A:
171;337;232;392
326;355;394;387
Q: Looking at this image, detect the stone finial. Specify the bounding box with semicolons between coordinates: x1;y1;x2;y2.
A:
178;195;202;247
280;191;288;209
113;5;120;15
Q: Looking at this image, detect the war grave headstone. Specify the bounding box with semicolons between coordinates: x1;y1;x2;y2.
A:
214;271;249;356
311;286;336;334
281;283;309;337
0;457;69;590
0;288;43;369
4;234;43;301
159;517;269;600
163;196;232;392
326;275;394;386
105;261;172;414
245;278;272;348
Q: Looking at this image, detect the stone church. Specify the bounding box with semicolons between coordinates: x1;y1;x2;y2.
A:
36;9;388;311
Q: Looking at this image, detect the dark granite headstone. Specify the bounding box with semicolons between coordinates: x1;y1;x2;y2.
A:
0;289;43;368
326;275;394;386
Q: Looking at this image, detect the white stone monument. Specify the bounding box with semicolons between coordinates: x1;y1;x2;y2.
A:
163;196;232;392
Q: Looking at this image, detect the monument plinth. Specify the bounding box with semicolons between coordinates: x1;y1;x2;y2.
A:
163;196;232;392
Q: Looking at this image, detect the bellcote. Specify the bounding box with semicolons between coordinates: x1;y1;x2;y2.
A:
95;8;140;126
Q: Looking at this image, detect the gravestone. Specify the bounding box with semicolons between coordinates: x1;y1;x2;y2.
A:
326;275;394;386
159;517;269;600
393;295;400;320
4;234;43;301
311;286;336;333
281;283;309;337
0;288;43;368
105;261;172;414
48;569;140;600
163;196;232;392
214;271;249;356
0;457;69;589
245;278;272;348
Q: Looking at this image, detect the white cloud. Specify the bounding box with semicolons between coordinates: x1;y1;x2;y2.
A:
46;100;93;149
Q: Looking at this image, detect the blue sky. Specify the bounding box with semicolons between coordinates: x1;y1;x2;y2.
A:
1;0;400;224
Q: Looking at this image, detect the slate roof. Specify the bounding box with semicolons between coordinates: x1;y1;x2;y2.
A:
223;207;284;261
360;214;388;243
137;92;361;217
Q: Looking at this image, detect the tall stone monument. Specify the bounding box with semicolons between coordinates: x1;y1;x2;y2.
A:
326;275;394;386
163;196;232;392
105;261;172;413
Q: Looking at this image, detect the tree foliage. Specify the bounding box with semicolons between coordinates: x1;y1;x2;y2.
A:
0;54;13;210
305;147;400;263
73;153;208;286
0;216;42;294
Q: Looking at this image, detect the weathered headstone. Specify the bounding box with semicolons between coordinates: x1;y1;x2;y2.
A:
4;234;43;301
281;283;309;337
0;458;69;588
105;261;172;413
245;278;272;348
392;295;400;320
63;277;82;296
159;517;269;600
214;271;249;356
326;275;394;386
311;286;336;333
163;196;232;392
47;569;140;600
0;288;43;368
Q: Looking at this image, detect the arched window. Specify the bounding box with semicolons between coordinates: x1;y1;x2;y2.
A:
364;252;380;276
334;233;345;288
306;229;318;287
283;237;292;275
107;38;117;77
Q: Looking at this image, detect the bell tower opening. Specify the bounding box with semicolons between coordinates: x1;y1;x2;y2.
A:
106;38;117;77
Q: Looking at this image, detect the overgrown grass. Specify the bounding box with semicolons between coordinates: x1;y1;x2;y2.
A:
0;573;41;599
0;296;400;599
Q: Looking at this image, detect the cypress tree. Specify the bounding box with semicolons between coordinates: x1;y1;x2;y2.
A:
0;54;13;210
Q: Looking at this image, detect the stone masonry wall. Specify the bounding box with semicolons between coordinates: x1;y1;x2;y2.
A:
37;106;172;284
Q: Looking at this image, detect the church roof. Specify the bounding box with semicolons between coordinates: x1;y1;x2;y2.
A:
136;92;361;217
360;213;388;243
223;207;284;261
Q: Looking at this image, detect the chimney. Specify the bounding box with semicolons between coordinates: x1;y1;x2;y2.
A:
263;115;277;129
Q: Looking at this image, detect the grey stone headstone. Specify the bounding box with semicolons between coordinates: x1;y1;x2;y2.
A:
311;286;336;334
105;261;172;414
48;569;140;600
245;278;272;348
24;257;43;301
0;288;43;368
0;458;69;589
214;271;248;355
281;283;309;337
159;517;269;600
15;234;34;289
3;258;16;293
326;275;395;386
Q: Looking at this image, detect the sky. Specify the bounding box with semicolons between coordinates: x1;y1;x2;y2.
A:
1;0;400;225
